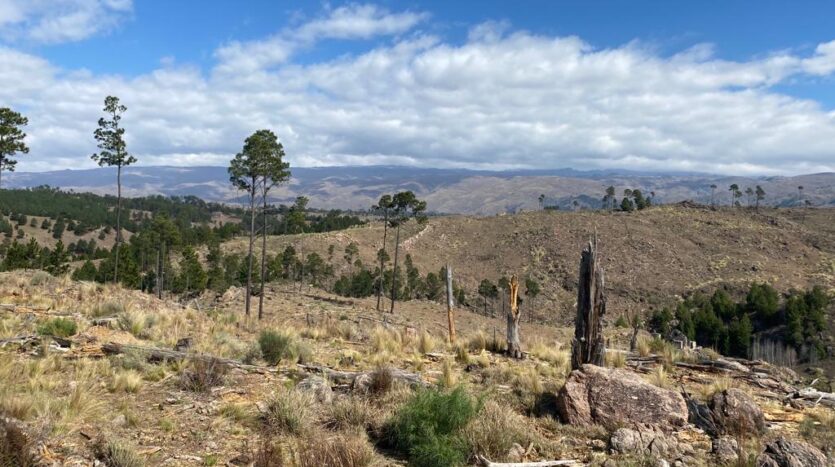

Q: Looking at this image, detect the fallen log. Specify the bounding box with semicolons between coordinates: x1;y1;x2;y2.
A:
101;342;277;374
793;388;835;408
0;334;40;347
298;364;427;387
476;456;580;467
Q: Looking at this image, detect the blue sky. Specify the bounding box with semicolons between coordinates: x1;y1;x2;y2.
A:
1;0;834;174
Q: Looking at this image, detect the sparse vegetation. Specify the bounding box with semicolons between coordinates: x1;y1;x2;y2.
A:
36;317;77;338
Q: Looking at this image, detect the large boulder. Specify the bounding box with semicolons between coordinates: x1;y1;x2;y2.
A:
710;388;766;436
712;436;739;464
755;437;827;467
556;364;688;431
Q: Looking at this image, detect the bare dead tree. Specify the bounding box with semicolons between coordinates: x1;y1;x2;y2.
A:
570;234;607;370
506;274;523;359
445;264;456;344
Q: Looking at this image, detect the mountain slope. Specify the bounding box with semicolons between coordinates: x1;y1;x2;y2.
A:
6;166;835;214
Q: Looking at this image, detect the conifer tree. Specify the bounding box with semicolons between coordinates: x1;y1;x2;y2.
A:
0;107;29;190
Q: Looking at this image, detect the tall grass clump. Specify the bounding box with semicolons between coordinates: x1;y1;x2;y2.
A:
387;387;481;467
93;438;145;467
258;330;297;365
261;389;314;436
36;317;77;338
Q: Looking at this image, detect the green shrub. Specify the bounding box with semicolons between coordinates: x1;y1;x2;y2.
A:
36;317;77;338
387;387;481;467
614;315;628;328
258;330;297;365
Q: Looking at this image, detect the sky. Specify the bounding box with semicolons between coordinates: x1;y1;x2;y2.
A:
1;1;835;176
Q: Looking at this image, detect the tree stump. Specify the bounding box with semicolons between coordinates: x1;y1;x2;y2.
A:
570;235;606;370
506;274;524;359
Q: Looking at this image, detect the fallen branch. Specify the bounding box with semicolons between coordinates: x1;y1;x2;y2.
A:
298;363;427;387
792;388;835;408
476;455;580;467
0;334;40;347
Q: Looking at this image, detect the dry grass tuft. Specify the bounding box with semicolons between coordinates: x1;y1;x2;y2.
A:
0;419;36;467
440;358;457;388
468;331;488;352
93;438;145;467
647;365;672;389
178;358;228;392
371;326;402;354
369;366;394;395
417;330;436;355
454;343;470;365
605;350;626;368
294;430;375;467
325;397;378;431
261;388;314;436
110;370;143;393
635;337;651;357
462;399;538;461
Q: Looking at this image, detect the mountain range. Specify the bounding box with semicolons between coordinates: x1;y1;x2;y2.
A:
5;166;834;214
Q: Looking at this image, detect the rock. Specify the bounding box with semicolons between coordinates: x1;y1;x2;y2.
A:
609;427;681;460
755;437;827;467
710;388;766;436
712;436;739;464
111;414;127;427
506;443;526;462
556;364;688;431
296;375;333;403
352;373;372;394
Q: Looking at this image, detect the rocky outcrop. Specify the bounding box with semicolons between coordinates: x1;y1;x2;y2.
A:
710;388;766;436
755;437;827;467
556;364;688;431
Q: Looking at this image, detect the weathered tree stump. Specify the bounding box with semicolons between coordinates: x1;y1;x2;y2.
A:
506;274;524;359
570;235;606;370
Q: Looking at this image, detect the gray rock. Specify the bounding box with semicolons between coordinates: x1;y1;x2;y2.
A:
609;427;681;460
712;436;739;464
296;375;333;403
557;364;688;431
352;373;372;394
710;388;766;436
755;437;827;467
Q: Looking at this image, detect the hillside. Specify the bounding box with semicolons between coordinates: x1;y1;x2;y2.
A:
6;166;835;213
1;271;833;466
223;205;835;325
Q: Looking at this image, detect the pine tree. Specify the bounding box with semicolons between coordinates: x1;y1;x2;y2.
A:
92;96;135;284
0;107;30;189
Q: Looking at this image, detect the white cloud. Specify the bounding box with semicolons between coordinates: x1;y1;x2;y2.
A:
2;7;835;176
0;0;132;44
214;3;427;74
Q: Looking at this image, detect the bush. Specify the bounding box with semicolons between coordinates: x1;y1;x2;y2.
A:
178;358;227;392
258;330;296;365
369;366;394;395
325;398;377;431
36;317;77;338
387;387;481;467
29;271;52;286
614;315;628;328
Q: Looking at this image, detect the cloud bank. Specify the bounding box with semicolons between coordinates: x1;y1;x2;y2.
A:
1;3;835;175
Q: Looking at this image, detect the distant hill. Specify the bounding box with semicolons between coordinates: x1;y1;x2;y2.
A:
6;165;834;214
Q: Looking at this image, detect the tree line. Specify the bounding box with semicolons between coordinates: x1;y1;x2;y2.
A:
649;283;829;361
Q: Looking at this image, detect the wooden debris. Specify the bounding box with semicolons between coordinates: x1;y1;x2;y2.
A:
506;274;523;359
101;342;277;374
476;455;581;467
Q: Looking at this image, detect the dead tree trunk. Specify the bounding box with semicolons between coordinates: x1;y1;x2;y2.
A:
506;275;523;359
570;235;606;370
446;264;456;344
